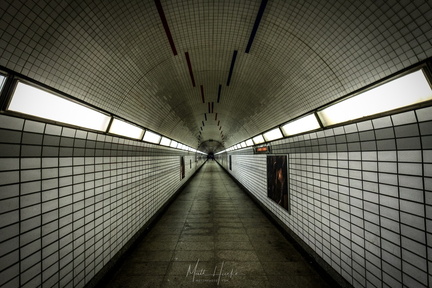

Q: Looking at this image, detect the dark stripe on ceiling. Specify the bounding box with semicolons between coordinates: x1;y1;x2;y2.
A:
215;113;218;121
217;85;222;103
200;85;204;103
211;102;214;113
204;113;207;121
202;121;205;127
217;120;220;126
245;0;268;53
226;50;238;86
208;102;211;113
185;52;196;87
219;126;221;130
155;0;177;56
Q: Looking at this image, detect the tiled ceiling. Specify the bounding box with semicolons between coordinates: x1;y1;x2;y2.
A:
0;0;431;151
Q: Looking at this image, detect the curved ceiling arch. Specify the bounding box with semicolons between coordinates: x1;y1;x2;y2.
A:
0;0;431;151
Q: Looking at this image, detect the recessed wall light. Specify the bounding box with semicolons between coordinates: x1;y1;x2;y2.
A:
8;81;111;131
109;118;144;139
317;69;432;126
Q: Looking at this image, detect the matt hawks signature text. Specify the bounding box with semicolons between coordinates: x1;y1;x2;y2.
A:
186;259;238;285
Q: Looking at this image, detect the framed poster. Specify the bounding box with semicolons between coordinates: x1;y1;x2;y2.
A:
180;156;185;179
267;155;290;213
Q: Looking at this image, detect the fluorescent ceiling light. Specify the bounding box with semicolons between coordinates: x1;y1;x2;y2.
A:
246;139;254;146
8;81;111;131
143;130;161;144
109;118;144;139
160;136;171;146
170;140;178;148
282;113;321;136
253;135;265;144
240;142;246;148
317;69;432;126
236;144;241;149
263;128;283;141
0;75;5;91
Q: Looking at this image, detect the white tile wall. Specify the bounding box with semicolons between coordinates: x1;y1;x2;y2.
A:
0;115;205;288
220;107;432;288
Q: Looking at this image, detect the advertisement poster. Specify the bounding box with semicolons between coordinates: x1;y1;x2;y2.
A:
180;156;185;179
267;155;289;213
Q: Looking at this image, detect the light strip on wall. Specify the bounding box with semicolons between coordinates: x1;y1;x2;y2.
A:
317;69;432;126
263;127;283;141
281;113;321;136
253;135;265;144
170;140;178;148
8;81;111;131
143;130;162;144
160;136;171;146
0;74;5;92
109;118;144;139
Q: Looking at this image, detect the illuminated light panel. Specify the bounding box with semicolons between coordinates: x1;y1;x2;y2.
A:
253;135;265;144
0;74;6;91
240;142;246;148
143;130;161;144
318;69;432;126
170;140;178;148
160;136;171;146
246;139;254;146
263;128;283;141
8;81;111;131
109;118;144;139
282;114;321;136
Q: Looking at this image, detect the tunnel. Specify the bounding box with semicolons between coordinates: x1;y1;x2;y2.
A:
0;1;432;287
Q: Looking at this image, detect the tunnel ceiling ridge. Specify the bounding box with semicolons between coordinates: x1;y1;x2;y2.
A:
0;0;431;151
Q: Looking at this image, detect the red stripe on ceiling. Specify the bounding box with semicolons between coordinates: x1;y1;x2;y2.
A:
154;0;177;56
245;0;268;53
226;50;238;86
185;52;196;87
200;85;204;103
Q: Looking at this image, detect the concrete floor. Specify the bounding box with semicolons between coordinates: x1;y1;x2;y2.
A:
101;161;334;288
